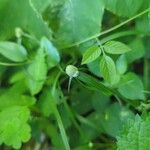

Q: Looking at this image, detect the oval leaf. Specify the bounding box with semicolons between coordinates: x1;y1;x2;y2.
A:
100;55;119;85
118;73;145;100
82;46;101;64
0;41;27;62
104;41;131;54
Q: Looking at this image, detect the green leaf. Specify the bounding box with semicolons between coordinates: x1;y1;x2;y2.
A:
118;73;145;100
82;46;101;64
0;41;27;62
87;58;102;77
116;55;128;75
30;0;51;13
0;92;35;110
100;55;119;85
97;103;134;137
104;0;143;17
0;0;51;40
26;47;47;95
126;38;145;63
0;106;31;149
136;15;150;33
56;0;105;47
103;41;131;54
38;88;55;117
136;0;150;34
117;114;150;150
41;37;60;69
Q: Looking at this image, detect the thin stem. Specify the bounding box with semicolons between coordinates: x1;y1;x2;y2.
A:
0;61;28;66
114;94;123;106
51;73;71;150
61;8;150;49
95;38;105;55
22;33;40;44
68;77;72;92
53;107;71;150
63;100;84;136
100;30;137;44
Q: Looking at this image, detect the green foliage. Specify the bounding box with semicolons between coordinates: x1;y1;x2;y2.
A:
55;0;105;47
126;38;145;63
116;55;128;75
26;47;48;95
105;0;143;17
117;114;150;150
103;41;131;54
118;73;145;100
41;37;60;69
0;42;27;62
82;45;101;64
100;55;119;85
0;106;31;149
0;0;150;149
0;0;51;40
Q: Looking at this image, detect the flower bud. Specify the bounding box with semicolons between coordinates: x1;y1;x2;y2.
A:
65;65;79;78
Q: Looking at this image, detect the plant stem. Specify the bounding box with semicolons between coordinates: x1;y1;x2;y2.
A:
53;106;71;150
62;8;150;49
100;30;137;44
0;61;27;66
51;73;71;150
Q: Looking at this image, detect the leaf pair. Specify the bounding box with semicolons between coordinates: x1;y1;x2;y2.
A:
82;41;131;65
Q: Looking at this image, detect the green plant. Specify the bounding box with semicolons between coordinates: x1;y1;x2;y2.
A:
0;0;150;150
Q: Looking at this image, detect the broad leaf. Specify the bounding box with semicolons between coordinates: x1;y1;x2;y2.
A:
94;103;134;137
82;46;101;64
0;41;27;62
0;106;31;149
0;92;35;110
104;0;143;17
26;48;47;95
136;0;150;34
56;0;105;47
41;37;60;69
118;73;145;100
0;0;51;40
136;14;150;33
100;55;119;85
103;41;131;55
117;114;150;150
30;0;51;13
126;38;145;63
